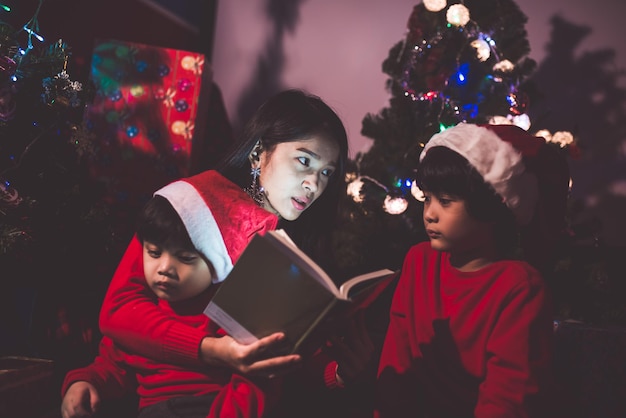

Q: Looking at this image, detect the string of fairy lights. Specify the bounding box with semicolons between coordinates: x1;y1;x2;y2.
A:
1;0;89;219
345;0;577;215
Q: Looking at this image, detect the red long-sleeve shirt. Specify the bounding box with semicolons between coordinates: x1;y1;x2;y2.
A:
62;289;235;410
375;242;557;418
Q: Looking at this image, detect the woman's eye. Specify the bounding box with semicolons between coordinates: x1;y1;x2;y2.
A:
297;156;310;166
321;168;334;177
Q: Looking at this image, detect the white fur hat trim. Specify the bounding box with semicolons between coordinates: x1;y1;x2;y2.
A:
421;123;538;225
155;180;233;283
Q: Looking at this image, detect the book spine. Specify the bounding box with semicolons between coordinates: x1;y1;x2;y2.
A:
292;299;339;355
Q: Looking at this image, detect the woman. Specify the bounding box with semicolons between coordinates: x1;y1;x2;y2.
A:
96;89;365;415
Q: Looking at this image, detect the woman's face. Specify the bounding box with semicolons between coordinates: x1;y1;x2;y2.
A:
254;136;340;221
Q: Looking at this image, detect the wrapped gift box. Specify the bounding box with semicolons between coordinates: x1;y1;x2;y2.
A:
84;39;209;217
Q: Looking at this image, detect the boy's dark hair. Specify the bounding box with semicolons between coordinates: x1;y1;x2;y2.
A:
136;195;195;252
416;146;518;255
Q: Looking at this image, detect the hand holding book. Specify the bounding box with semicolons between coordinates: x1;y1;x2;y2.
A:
204;230;396;356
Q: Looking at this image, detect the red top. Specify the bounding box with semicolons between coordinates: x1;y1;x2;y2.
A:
375;242;557;418
63;289;230;409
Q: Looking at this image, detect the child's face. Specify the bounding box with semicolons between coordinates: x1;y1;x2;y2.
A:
142;241;213;302
423;192;493;256
254;136;339;220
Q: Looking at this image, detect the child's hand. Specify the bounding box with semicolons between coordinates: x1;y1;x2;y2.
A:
201;332;301;378
61;381;100;418
325;311;376;385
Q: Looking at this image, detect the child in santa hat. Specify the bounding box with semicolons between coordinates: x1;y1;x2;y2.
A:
374;123;570;418
62;181;290;417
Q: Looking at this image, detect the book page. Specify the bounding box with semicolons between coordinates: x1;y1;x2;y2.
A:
204;302;259;345
339;268;395;300
273;229;297;247
267;230;341;297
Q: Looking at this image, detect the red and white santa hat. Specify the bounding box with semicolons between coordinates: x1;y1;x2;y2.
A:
421;122;570;267
153;170;278;283
423;123;542;224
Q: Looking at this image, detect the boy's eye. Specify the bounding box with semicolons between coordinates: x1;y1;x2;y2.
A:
177;252;199;264
147;249;162;258
436;193;458;206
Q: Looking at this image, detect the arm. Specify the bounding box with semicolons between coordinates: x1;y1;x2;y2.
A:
476;276;555;418
100;236;302;373
374;260;421;418
99;236;208;365
61;336;136;417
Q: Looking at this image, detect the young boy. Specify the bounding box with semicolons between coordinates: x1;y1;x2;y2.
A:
374;123;570;418
60;174;293;418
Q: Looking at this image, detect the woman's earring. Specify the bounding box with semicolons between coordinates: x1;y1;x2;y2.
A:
245;143;265;206
245;166;265;206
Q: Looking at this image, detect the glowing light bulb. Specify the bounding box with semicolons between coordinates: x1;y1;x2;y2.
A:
493;59;514;72
411;181;425;202
470;39;490;62
446;4;470;26
384;195;408;215
424;0;446;12
23;25;44;42
347;178;365;203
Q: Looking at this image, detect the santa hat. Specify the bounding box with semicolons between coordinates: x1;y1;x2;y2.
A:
154;170;278;283
421;123;570;268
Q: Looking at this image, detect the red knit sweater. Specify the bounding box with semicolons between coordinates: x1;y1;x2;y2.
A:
61;289;236;410
375;242;556;418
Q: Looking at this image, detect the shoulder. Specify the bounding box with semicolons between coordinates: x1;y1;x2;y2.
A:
493;259;546;296
404;241;441;265
407;241;434;257
186;169;278;231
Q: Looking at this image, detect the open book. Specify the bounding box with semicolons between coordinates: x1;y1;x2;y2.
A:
204;229;396;356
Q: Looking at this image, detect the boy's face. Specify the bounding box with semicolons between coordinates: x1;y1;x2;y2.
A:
142;241;213;302
423;192;493;256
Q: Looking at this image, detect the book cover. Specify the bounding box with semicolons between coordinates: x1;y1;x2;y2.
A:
204;230;395;356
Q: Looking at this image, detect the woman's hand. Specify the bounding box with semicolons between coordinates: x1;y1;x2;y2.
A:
61;381;100;418
200;332;301;378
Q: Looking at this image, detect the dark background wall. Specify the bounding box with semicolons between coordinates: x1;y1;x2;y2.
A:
10;0;217;81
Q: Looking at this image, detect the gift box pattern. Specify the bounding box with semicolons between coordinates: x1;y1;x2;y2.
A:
85;39;206;211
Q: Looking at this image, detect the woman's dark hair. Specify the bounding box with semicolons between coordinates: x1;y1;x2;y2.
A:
136;195;195;252
216;89;349;267
416;146;518;255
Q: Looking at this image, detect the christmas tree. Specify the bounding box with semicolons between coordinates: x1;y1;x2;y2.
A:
332;0;626;326
0;1;113;271
333;1;577;276
1;1;115;357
